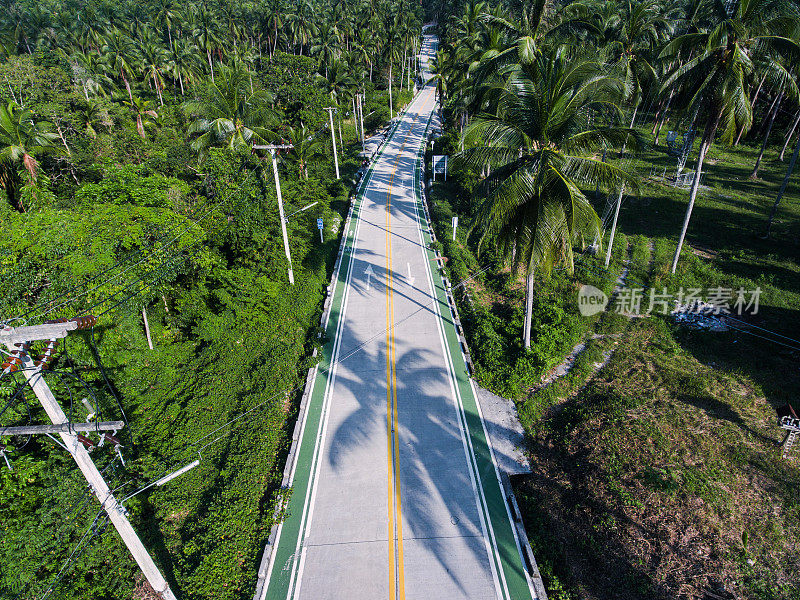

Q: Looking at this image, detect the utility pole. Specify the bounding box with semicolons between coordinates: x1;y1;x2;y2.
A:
324;107;340;179
357;93;366;155
0;318;177;600
254;144;296;285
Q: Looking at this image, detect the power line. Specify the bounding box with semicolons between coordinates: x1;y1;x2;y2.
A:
725;323;800;352
108;251;499;509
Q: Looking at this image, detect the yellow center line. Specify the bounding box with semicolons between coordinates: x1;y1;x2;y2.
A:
385;159;396;600
385;109;421;600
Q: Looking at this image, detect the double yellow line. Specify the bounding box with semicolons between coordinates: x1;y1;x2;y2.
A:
384;110;422;600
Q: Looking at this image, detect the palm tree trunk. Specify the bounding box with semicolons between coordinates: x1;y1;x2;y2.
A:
619;104;638;157
735;73;767;146
765;132;800;237
750;90;783;179
208;49;215;82
389;64;393;118
179;73;185;95
753;89;780;142
654;90;673;145
651;98;664;135
670;108;722;273
400;48;406;92
779;110;800;161
523;271;534;349
154;73;164;106
604;185;625;267
122;71;134;103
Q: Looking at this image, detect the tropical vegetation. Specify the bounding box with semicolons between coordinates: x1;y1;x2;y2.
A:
425;0;800;598
0;1;421;599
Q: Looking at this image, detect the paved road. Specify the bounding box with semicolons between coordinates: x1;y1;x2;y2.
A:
258;34;536;600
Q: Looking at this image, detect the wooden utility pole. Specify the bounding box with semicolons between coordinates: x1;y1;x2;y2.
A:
0;319;177;600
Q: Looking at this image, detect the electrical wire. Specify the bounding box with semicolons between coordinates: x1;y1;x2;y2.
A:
725;323;800;352
36;510;110;600
5;187;236;327
723;314;800;347
89;327;131;442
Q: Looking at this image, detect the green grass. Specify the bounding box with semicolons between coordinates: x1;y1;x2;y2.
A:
428;121;800;600
509;133;800;600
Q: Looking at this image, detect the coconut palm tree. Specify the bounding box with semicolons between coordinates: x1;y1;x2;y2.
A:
604;0;674;155
120;94;158;139
192;7;222;82
0;100;58;212
100;27;140;103
80;101;110;138
165;38;197;95
659;0;800;273
286;124;324;180
183;66;277;160
460;48;639;348
312;22;342;77
139;38;167;106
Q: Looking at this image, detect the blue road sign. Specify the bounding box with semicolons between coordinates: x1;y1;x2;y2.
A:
317;218;324;230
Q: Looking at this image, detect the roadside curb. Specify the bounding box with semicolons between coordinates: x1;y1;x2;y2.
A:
252;96;420;600
421;128;549;600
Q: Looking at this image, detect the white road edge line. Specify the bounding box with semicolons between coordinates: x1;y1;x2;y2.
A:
410;90;508;600
286;93;421;600
287;185;365;600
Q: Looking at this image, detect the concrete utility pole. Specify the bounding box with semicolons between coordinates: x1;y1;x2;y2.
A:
324;107;340;179
254;144;296;285
0;319;177;600
357;94;366;154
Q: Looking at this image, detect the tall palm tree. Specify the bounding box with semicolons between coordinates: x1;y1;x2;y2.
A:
312;22;342;77
659;0;799;273
183;67;277;160
318;58;356;107
605;0;673;155
264;0;283;57
100;27;140;103
286;124;324;180
139;38;167;106
192;7;222;82
156;0;179;46
165;38;197;95
120;95;158;139
0;101;58;212
460;48;638;348
383;14;403;119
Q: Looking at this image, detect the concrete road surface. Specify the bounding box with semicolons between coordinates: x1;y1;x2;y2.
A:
257;34;537;600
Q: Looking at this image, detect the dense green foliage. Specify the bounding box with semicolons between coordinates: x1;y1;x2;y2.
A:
425;1;800;598
0;1;423;599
